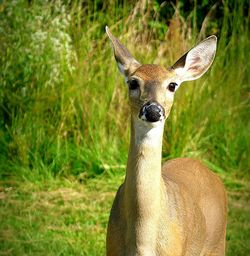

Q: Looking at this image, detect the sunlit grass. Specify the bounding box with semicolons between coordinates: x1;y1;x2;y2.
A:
0;173;249;255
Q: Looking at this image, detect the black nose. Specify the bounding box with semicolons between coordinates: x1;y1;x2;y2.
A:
139;102;165;122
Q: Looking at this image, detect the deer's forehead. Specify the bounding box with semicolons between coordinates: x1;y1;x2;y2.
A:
133;64;175;82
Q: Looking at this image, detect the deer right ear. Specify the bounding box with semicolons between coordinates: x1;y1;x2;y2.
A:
171;36;217;82
106;26;141;78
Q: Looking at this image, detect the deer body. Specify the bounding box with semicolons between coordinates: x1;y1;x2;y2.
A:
106;27;227;256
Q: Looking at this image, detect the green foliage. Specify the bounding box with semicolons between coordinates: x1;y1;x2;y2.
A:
0;0;130;177
0;0;249;177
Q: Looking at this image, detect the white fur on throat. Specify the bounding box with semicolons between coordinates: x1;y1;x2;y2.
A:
133;119;165;148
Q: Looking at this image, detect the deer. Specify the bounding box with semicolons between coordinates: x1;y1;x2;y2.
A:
105;26;227;256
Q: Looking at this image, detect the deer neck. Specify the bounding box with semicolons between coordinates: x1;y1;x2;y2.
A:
125;117;164;189
123;116;165;253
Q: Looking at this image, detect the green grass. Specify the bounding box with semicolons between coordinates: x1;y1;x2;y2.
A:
0;173;249;255
0;0;249;255
0;0;248;176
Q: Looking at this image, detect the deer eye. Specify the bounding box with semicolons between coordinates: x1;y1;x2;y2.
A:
128;79;139;90
167;82;177;92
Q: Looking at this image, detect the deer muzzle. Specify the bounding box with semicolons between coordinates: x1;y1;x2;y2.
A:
139;101;165;123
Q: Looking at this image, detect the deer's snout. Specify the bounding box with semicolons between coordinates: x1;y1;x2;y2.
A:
139;101;165;123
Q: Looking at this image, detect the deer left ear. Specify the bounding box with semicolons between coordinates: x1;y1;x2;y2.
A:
172;36;217;82
106;26;141;78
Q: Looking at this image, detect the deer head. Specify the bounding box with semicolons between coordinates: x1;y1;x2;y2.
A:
106;26;217;125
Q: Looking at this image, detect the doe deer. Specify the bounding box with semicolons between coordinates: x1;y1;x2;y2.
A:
105;27;227;256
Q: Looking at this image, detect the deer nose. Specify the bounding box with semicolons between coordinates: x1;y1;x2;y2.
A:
139;101;165;123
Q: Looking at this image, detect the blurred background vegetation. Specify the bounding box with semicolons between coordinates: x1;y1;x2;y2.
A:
0;0;249;255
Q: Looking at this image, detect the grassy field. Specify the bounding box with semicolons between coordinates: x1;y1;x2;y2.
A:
0;0;249;255
0;172;249;255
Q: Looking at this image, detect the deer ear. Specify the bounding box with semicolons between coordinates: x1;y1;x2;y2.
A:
172;36;217;82
106;26;141;77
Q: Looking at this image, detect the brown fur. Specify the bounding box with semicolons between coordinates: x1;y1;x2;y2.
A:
106;27;226;256
133;64;170;81
107;130;227;255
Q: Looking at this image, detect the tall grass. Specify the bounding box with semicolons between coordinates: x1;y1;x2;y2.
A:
0;1;249;255
0;0;249;180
